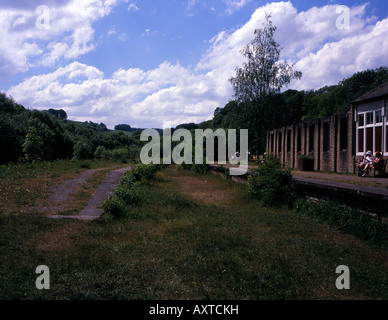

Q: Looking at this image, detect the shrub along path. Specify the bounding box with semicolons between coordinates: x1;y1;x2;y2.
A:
49;166;131;220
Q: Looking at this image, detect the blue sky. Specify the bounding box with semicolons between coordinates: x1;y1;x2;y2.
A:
1;0;388;129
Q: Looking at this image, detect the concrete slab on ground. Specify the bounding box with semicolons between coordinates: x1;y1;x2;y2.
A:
49;166;131;221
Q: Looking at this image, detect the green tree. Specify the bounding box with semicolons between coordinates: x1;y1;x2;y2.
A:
94;145;107;159
73;140;94;160
229;13;302;104
0;92;25;114
22;118;55;161
226;13;302;154
114;124;132;131
0;114;26;164
46;108;67;120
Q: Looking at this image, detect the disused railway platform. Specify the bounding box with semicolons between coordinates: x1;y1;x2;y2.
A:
208;164;388;219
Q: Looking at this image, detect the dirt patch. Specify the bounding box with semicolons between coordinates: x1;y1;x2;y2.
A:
163;168;236;206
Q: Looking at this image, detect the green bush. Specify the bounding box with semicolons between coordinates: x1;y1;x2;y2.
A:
79;162;91;169
248;154;296;208
102;196;128;219
22;118;55;162
120;171;137;187
102;164;161;219
114;183;147;206
73;140;93;160
112;148;129;161
130;164;160;182
93;146;106;159
94;146;129;162
118;164;161;188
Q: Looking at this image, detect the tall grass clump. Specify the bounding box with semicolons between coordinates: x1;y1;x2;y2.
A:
160;192;198;210
178;163;193;171
178;158;209;175
294;198;388;248
191;162;210;174
102;164;161;219
248;154;297;208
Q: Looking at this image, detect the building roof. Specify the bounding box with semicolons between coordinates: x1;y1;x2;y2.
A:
352;81;388;104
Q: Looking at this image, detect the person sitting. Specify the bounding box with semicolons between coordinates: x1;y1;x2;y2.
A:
362;151;378;177
357;151;372;176
369;151;383;176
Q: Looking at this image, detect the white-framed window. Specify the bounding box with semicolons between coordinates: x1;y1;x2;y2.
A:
385;107;388;155
356;108;384;155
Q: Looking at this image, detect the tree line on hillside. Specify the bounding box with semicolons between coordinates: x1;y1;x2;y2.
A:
191;66;388;155
0;93;144;165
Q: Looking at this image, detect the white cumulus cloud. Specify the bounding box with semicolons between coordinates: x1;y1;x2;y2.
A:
0;0;118;80
6;1;388;129
223;0;252;15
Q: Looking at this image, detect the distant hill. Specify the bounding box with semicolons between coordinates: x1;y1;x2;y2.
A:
0;98;145;164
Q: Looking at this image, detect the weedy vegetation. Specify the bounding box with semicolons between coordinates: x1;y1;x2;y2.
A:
1;163;387;300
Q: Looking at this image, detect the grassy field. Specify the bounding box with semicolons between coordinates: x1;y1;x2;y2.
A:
0;164;387;300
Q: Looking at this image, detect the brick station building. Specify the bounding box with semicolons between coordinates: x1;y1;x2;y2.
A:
266;81;388;173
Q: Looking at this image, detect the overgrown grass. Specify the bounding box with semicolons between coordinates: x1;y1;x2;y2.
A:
1;165;387;300
102;164;162;219
244;155;388;248
178;162;210;174
293;198;388;248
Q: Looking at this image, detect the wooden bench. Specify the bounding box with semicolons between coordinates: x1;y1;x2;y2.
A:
373;159;387;177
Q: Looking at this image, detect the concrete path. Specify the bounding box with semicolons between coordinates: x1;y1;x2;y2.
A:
49;166;131;221
292;170;388;190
